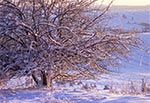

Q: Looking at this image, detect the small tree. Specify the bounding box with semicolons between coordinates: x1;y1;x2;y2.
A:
0;0;140;89
141;79;147;94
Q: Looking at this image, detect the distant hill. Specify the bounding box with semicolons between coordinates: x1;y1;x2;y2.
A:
106;10;150;32
110;5;150;11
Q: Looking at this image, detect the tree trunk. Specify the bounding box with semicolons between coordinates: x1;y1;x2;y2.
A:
48;78;53;90
32;74;38;85
32;71;48;87
47;72;53;90
31;70;54;89
41;71;47;86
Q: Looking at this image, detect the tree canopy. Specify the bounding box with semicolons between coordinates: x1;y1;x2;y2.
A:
0;0;140;89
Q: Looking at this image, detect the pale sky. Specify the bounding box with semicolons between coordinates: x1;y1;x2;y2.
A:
98;0;150;6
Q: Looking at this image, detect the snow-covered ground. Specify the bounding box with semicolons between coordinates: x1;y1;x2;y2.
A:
107;11;150;32
0;86;150;103
0;10;150;103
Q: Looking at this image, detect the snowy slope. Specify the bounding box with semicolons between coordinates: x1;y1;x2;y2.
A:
106;9;150;75
109;33;150;74
107;11;150;31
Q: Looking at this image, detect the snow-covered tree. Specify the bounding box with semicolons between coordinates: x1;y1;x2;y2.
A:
0;0;140;89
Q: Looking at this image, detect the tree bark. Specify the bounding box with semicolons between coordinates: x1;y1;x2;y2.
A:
32;74;38;85
41;71;47;86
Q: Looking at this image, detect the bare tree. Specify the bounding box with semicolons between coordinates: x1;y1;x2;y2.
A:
0;0;140;89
